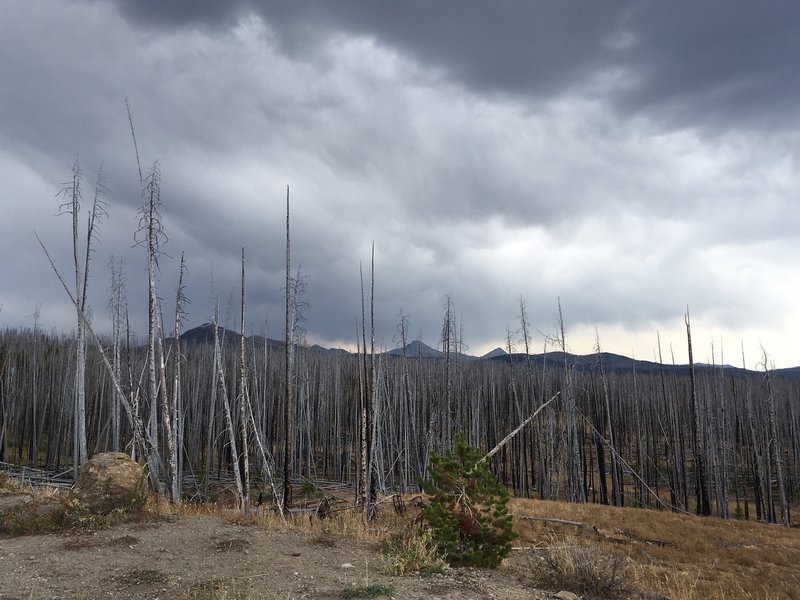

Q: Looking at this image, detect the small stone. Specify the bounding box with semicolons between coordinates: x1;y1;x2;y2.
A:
341;563;355;569
554;592;580;600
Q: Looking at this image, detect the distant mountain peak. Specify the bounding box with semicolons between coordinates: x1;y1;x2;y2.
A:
386;339;442;359
481;347;508;359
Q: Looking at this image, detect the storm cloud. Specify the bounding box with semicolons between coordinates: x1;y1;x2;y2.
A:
1;0;798;366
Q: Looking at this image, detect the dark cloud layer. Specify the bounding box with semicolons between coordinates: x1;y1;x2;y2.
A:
2;0;799;366
106;0;800;133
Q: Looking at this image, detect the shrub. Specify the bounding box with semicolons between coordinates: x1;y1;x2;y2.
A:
60;498;93;529
0;471;19;492
420;433;516;568
385;527;448;575
534;541;631;599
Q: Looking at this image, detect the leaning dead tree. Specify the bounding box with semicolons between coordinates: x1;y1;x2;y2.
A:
34;234;146;465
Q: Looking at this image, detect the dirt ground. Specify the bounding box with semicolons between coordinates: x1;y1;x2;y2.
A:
0;514;554;600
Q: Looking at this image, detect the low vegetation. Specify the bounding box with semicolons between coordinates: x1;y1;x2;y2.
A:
385;528;448;575
0;479;159;537
147;485;800;598
421;432;516;568
2;470;799;599
511;497;800;599
531;538;631;599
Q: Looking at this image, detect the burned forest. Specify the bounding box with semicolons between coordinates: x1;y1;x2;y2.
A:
1;153;798;531
1;278;798;526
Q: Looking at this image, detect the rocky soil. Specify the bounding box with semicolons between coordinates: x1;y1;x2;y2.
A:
0;513;556;600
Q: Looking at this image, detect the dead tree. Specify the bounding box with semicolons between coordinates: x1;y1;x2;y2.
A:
108;258;127;453
762;349;790;527
686;310;711;516
282;186;293;512
170;253;188;502
596;332;622;507
239;248;250;508
58;162;107;477
136;163;168;493
558;299;585;503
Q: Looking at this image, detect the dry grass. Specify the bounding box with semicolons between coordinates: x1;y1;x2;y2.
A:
164;490;800;598
528;533;631;598
510;497;800;599
384;527;449;575
0;478;164;537
12;480;799;599
168;491;406;546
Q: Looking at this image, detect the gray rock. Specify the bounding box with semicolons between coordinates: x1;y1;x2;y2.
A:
68;452;149;514
554;592;580;600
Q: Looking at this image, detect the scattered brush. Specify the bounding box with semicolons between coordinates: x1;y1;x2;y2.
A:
385;528;448;575
511;496;800;598
0;482;161;537
0;471;20;492
530;537;631;599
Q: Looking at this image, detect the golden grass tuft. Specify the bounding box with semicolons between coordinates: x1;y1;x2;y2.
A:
384;527;449;575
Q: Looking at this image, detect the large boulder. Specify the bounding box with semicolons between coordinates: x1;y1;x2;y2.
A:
69;452;148;514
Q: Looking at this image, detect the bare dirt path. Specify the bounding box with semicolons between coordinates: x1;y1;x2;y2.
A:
0;514;550;600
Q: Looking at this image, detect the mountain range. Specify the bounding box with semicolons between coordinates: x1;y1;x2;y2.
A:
176;324;799;377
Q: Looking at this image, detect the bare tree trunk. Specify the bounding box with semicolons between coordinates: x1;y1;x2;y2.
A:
282;186;293;512
359;264;369;516
442;294;453;450
143;164;163;493
239;248;250;509
686;310;711;516
169;253;187;503
596;332;621;507
156;310;176;501
58;163;108;477
109;259;124;453
204;303;220;501
558;299;585;503
367;244;377;520
213;316;244;505
763;349;790;527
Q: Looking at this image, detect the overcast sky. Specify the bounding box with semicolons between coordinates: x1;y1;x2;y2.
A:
2;1;799;367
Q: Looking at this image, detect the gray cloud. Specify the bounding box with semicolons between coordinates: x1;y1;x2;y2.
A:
103;0;800;134
1;0;799;366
